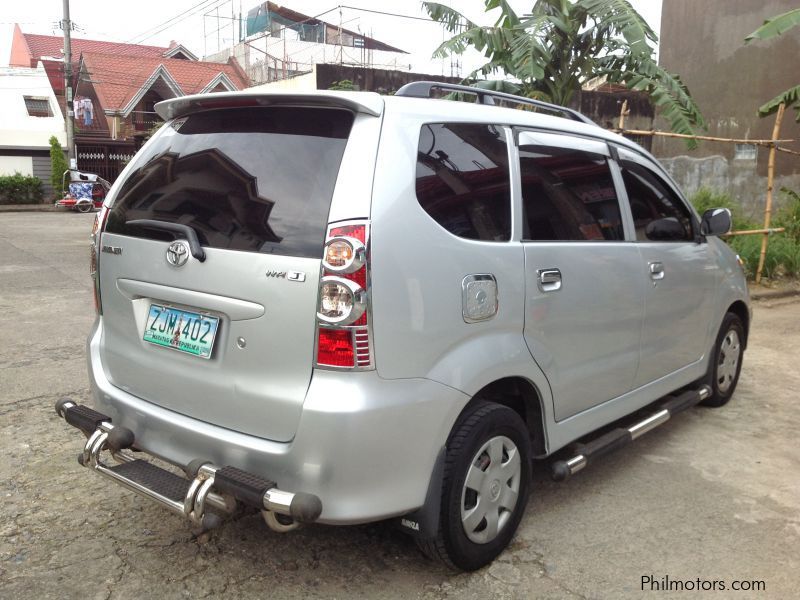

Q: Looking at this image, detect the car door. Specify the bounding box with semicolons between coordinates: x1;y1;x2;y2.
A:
519;131;645;421
615;147;717;386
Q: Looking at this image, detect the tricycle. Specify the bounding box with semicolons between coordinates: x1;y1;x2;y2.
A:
54;169;111;213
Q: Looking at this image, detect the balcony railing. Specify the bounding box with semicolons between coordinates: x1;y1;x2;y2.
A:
130;110;163;133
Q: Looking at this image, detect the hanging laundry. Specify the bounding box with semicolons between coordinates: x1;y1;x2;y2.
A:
83;99;93;127
74;97;85;122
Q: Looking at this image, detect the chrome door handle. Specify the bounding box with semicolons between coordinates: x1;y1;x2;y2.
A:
649;261;665;280
537;268;562;292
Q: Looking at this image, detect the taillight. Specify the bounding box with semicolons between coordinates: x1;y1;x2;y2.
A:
316;221;372;369
90;205;110;314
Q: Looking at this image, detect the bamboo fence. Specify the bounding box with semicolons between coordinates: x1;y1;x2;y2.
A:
613;100;796;284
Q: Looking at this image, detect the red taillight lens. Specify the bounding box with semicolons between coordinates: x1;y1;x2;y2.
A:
317;328;355;367
330;224;366;244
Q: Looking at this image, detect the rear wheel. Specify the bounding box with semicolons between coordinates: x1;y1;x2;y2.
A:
701;312;744;407
417;402;531;571
77;202;92;213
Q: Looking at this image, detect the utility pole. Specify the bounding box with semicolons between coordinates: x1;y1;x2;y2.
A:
61;0;76;169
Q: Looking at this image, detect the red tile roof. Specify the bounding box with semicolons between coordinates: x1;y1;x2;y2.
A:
78;52;250;113
23;32;170;62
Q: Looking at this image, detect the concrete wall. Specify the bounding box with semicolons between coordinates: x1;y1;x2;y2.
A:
0;155;33;176
0;64;65;148
249;64;460;93
656;0;800;178
660;154;800;221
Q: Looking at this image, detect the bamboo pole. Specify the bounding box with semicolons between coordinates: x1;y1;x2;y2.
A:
755;103;786;284
612;128;794;146
775;146;800;157
723;227;785;237
618;99;629;130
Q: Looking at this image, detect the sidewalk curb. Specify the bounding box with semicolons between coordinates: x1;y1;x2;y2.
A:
0;204;57;212
750;289;800;301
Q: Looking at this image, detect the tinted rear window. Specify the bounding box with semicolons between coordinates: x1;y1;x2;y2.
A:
105;107;354;258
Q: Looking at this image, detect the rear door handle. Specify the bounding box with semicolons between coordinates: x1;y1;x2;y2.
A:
537;268;562;292
649;261;665;280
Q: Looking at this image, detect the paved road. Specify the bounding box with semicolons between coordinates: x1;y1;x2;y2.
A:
1;212;798;599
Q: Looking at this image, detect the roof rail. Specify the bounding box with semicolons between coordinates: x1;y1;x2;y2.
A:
394;81;596;126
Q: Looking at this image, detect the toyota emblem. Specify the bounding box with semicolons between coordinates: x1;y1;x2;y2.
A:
166;241;190;267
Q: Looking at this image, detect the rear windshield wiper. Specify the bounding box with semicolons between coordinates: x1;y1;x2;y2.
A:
126;219;206;262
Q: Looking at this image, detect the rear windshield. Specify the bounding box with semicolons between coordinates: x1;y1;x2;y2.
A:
105;106;354;258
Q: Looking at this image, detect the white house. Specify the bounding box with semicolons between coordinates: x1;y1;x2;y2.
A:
0;63;66;195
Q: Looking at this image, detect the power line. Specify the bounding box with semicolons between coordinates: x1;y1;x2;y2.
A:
127;0;228;44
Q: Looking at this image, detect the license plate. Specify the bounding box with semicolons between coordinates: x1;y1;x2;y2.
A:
143;304;220;359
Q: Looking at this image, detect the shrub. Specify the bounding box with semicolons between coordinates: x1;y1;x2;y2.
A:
689;187;758;231
49;135;68;193
0;172;44;204
328;79;355;91
774;187;800;244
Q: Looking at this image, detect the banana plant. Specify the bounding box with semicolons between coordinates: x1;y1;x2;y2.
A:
745;8;800;122
424;0;705;146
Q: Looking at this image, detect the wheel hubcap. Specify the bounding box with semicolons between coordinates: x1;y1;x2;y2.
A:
460;435;521;545
716;329;741;393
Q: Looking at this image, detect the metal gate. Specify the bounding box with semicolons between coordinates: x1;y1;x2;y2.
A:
76;144;136;183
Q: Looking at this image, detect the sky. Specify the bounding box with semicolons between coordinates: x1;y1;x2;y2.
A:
0;0;663;74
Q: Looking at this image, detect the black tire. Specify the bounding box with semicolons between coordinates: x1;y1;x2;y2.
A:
77;203;93;213
417;402;531;571
701;312;745;407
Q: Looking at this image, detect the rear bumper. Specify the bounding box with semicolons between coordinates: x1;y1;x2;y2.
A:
86;319;468;524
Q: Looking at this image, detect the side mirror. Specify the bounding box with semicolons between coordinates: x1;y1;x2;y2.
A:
645;217;687;241
701;208;732;236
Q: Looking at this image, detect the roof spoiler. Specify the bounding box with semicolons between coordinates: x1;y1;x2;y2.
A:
155;90;384;121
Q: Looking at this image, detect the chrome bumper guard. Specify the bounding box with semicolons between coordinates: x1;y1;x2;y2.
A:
55;399;322;529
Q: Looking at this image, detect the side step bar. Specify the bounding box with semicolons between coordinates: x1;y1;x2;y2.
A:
550;385;711;482
55;399;322;529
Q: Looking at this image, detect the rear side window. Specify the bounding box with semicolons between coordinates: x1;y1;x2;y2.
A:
105;107;354;258
519;145;624;241
620;160;694;242
416;123;511;241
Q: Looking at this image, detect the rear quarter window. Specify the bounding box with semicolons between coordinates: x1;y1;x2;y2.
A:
105;106;354;258
415;123;511;242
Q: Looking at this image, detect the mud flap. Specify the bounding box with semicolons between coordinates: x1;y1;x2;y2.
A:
393;446;445;540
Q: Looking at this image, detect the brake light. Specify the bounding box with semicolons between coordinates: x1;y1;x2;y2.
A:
316;221;372;369
317;328;355;367
90;205;110;314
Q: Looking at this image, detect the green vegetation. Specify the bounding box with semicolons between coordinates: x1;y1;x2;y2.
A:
690;187;800;280
0;172;44;205
328;79;355;91
424;0;705;146
745;8;800;121
49;135;69;194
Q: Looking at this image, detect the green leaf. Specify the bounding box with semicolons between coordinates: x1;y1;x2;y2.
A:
603;56;705;148
745;8;800;43
758;84;800;121
422;3;477;33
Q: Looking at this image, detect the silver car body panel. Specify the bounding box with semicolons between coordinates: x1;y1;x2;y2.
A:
86;90;750;523
88;321;468;524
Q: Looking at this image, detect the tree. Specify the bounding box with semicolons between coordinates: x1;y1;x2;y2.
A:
424;0;705;145
49;136;68;195
745;8;800;122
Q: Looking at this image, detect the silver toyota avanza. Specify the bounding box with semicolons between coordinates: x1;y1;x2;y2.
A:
58;83;750;571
